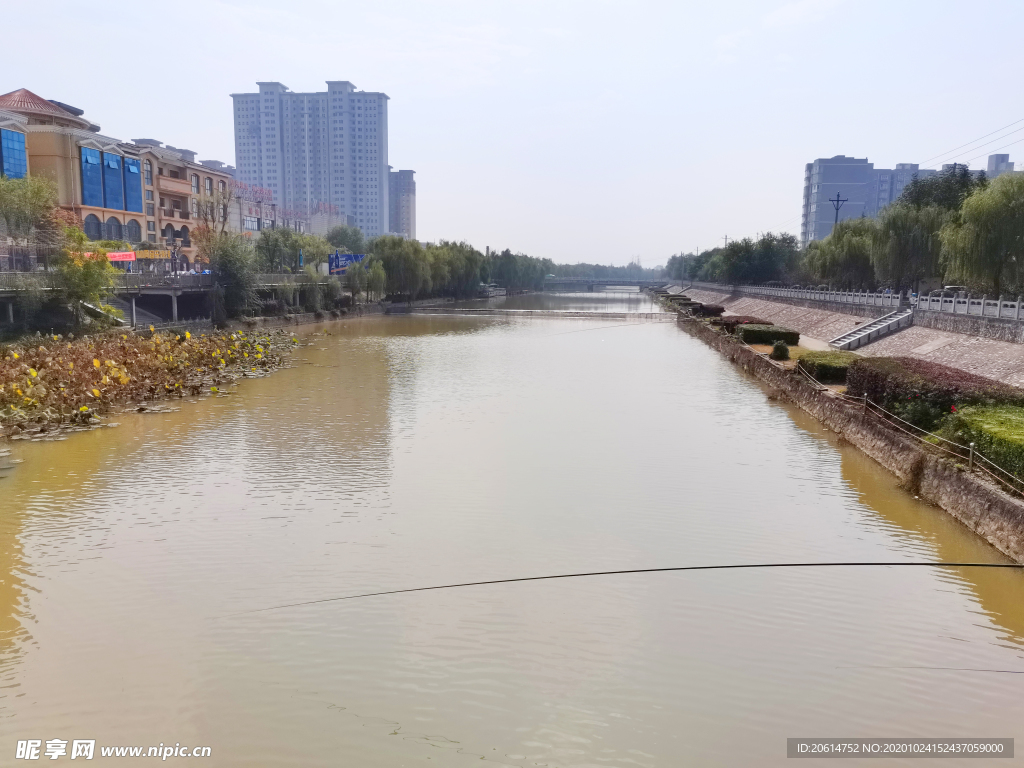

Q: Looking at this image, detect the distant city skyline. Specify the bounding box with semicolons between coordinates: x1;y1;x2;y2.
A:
801;152;1017;246
7;0;1024;263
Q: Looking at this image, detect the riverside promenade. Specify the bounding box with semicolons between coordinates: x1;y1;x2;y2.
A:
683;286;1024;387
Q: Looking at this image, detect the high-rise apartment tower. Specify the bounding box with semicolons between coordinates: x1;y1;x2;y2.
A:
231;81;389;236
388;169;416;239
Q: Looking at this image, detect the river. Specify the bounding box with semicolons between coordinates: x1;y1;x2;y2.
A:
2;293;1023;766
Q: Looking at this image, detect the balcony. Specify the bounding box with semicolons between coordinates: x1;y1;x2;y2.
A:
161;209;191;220
157;174;193;195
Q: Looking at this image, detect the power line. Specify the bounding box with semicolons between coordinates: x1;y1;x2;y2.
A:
962;136;1024;167
234;561;1024;616
920;117;1024;165
925;125;1024;170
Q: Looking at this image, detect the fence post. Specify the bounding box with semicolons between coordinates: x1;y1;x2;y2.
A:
969;442;975;471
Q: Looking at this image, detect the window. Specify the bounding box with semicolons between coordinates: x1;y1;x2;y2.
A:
145;189;153;201
147;221;155;232
144;160;152;185
205;177;213;195
219;180;226;193
105;217;123;241
243;216;259;231
123;158;143;213
80;148;103;207
102;153;124;210
0;129;28;179
191;199;198;217
83;214;102;240
191;174;199;194
146;203;155;216
126;219;142;242
147;234;156;243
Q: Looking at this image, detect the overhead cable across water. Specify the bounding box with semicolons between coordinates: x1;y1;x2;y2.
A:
233;562;1024;616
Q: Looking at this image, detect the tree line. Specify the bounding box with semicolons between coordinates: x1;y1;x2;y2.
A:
666;164;1024;295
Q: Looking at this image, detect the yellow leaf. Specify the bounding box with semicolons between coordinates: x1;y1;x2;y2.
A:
29;368;37;377
69;362;73;370
185;331;191;340
150;325;155;332
12;353;18;359
93;359;100;368
79;405;89;412
92;388;100;397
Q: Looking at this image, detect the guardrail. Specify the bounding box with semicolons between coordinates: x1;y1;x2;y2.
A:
0;272;343;293
687;281;1024;321
687;281;907;308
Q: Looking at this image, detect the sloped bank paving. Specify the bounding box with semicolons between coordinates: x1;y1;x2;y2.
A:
679;318;1024;563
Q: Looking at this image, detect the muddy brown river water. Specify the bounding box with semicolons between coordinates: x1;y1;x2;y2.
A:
2;293;1023;766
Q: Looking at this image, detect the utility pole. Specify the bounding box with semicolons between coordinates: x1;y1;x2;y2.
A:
829;191;848;232
723;235;729;248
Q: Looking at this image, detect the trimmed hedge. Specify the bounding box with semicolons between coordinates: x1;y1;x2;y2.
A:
695;303;726;317
712;315;769;332
770;341;790;360
846;356;1024;430
937;406;1024;478
797;350;860;384
737;324;800;345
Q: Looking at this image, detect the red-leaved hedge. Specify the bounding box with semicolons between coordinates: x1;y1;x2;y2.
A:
846;356;1024;429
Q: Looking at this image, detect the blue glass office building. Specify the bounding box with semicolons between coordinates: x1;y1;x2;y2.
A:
0;128;27;179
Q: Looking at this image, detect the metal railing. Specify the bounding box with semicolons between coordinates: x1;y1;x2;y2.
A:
687;280;1024;322
687;281;907;308
0;272;345;293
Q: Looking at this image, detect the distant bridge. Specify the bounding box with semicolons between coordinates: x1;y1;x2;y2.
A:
542;278;670;292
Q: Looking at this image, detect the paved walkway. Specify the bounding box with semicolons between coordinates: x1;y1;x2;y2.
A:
682;287;1024;386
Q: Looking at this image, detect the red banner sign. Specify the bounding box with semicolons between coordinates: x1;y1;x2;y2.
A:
106;251;136;262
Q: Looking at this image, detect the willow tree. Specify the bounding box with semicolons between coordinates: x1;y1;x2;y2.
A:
804;217;877;288
871;202;946;291
940;173;1024;296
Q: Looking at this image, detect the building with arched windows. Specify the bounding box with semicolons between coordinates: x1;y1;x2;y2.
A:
0;87;261;272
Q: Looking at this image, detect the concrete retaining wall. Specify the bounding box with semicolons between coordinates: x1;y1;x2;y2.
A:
685;284;891;320
913;309;1024;344
680;318;1024;563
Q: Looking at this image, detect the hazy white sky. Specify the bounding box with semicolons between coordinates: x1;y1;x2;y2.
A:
6;0;1024;264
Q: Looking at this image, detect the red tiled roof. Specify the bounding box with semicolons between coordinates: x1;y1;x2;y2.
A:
0;88;88;126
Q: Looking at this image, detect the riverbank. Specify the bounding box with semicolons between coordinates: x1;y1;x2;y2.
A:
679;316;1024;564
1;327;298;438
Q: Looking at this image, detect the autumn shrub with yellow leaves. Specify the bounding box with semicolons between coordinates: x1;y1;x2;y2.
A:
1;328;293;430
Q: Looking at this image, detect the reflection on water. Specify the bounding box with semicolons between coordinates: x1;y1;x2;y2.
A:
2;312;1024;767
456;289;667;313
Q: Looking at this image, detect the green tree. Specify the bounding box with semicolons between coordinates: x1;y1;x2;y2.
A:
871;203;946;291
370;235;431;298
0;174;58;241
940;173;1024;296
55;226;120;324
207;233;259;323
255;227;302;272
366;260;387;301
346;261;367;303
804;218;877;288
325;225;365;255
900;163;987;212
299;234;331;273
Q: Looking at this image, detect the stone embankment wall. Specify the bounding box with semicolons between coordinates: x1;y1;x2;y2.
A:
913;310;1024;344
681;318;1024;564
683;287;877;342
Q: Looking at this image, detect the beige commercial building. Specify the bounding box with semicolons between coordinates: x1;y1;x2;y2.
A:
0;88;277;272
